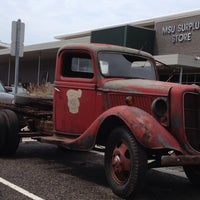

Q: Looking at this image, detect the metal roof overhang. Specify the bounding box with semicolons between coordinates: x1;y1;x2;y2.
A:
154;54;200;72
0;41;200;72
0;40;65;62
0;35;91;63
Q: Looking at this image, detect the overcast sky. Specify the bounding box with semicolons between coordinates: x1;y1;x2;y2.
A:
1;0;200;45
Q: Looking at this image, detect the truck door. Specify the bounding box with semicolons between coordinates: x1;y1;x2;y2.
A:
54;50;97;135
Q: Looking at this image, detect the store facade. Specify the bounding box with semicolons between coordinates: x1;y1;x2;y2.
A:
154;12;200;84
155;14;200;55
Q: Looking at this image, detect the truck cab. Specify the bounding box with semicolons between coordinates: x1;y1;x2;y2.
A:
54;43;157;136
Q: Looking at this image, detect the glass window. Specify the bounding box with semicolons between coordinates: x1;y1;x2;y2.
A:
62;52;94;78
71;57;93;73
98;52;156;80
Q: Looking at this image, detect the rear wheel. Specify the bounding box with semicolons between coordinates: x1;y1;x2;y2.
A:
0;109;20;155
0;113;6;154
184;166;200;185
105;126;147;199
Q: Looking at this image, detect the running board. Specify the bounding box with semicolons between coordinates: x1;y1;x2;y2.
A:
161;155;200;166
33;135;76;146
33;133;95;151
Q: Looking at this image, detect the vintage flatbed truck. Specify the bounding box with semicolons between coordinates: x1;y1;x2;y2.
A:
1;43;200;199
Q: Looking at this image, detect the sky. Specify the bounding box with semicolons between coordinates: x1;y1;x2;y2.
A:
1;0;200;45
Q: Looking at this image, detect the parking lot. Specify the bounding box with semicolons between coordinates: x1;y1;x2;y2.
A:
0;140;200;200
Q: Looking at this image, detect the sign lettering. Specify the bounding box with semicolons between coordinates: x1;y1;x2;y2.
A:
161;21;200;44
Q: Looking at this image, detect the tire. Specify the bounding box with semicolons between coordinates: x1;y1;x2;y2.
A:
104;126;147;199
57;145;69;152
184;166;200;185
1;109;20;155
0;113;6;154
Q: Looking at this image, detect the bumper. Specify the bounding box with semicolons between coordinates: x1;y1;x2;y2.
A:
161;155;200;167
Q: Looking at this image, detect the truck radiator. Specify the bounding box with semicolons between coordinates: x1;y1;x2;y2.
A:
108;94;155;115
184;92;200;151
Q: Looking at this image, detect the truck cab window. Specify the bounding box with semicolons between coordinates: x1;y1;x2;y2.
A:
98;52;156;80
62;52;94;78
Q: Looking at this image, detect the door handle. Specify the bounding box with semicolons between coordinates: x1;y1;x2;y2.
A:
54;87;60;92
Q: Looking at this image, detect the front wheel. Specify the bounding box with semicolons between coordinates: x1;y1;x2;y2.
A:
104;126;147;199
184;166;200;185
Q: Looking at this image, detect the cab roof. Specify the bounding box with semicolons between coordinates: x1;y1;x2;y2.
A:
58;43;153;59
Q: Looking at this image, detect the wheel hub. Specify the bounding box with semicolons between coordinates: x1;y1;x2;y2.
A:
113;155;121;166
111;143;131;183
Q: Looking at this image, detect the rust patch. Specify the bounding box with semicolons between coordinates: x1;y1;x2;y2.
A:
69;134;95;151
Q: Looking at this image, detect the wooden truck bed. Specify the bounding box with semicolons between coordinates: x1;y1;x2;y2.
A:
0;94;53;138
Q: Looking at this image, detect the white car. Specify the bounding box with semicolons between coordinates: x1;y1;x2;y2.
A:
7;86;28;95
0;82;14;104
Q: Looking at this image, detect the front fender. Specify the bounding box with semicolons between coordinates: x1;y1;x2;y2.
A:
107;106;183;153
69;105;183;153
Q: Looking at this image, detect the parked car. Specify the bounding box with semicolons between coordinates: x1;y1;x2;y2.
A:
0;81;14;104
6;85;28;95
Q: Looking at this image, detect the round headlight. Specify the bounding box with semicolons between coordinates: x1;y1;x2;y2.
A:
152;97;167;117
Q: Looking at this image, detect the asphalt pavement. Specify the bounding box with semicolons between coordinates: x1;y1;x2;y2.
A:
0;140;199;200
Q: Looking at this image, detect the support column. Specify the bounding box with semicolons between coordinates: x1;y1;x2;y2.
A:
7;57;11;86
37;53;41;84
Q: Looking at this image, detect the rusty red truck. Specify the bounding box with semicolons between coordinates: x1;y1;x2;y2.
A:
1;43;200;199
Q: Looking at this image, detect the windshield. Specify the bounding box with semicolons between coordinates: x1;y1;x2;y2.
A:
98;52;156;80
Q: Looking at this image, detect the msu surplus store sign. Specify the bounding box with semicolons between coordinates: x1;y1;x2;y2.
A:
162;21;200;44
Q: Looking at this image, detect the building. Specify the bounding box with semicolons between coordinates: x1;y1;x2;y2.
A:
0;10;200;86
0;42;9;49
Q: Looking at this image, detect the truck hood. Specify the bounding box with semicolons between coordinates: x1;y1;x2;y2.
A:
102;79;198;96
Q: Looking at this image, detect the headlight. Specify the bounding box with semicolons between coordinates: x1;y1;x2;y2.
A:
152;97;167;117
125;96;134;106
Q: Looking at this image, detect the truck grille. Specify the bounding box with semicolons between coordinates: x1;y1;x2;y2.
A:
184;92;200;151
108;94;155;115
